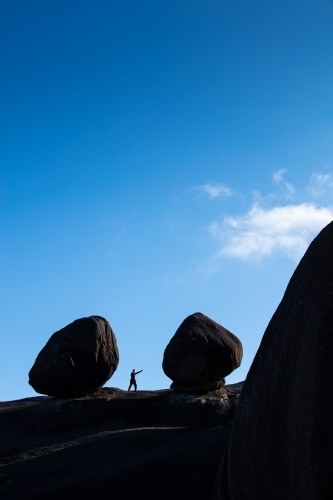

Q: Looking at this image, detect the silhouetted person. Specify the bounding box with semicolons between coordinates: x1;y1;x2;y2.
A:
128;369;143;391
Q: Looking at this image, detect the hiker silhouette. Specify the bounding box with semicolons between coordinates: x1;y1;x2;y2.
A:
128;369;143;391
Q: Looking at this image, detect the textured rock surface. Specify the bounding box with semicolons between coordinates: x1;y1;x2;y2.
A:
163;313;242;392
170;379;226;392
0;385;241;500
215;221;333;499
28;316;119;397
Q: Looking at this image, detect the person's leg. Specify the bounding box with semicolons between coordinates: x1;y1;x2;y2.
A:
134;381;137;392
128;382;132;391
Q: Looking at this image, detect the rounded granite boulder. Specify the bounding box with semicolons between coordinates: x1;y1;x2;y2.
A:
163;312;242;392
214;220;333;499
28;316;119;397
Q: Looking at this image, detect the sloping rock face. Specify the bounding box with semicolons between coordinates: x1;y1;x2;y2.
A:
215;221;333;499
0;386;241;500
28;316;119;397
163;313;242;392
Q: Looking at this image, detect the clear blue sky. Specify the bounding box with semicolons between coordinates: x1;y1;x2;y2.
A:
1;0;333;401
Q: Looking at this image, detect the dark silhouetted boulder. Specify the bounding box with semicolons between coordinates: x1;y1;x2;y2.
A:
170;379;226;392
163;312;242;392
28;316;119;397
215;220;333;499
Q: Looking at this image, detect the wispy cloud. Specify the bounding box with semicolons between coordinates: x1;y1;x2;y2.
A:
208;203;333;261
161;273;185;287
308;172;333;201
199;183;232;199
272;169;295;197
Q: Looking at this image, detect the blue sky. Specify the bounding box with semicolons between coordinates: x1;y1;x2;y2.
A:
1;0;333;401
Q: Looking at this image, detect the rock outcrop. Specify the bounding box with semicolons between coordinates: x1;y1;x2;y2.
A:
215;220;333;499
28;316;119;397
0;385;241;500
163;312;242;392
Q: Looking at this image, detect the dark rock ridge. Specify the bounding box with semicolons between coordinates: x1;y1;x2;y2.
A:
0;384;242;500
28;316;119;397
215;220;333;499
163;312;243;392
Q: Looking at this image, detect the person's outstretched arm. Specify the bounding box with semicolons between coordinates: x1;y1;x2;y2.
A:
135;370;143;375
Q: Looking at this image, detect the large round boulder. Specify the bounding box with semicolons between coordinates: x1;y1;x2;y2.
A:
28;316;119;397
163;312;243;392
214;220;333;499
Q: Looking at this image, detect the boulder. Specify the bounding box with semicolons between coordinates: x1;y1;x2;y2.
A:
163;312;242;392
28;316;119;397
214;220;333;499
170;379;225;392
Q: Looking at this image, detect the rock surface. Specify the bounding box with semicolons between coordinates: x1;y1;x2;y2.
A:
28;316;119;397
163;313;242;392
0;384;241;500
215;221;333;499
170;379;226;392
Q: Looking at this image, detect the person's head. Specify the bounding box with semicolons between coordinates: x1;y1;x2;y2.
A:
132;369;135;373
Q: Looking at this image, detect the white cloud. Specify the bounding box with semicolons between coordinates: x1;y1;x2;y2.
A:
209;203;333;261
272;169;295;196
199;183;232;199
308;172;333;200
